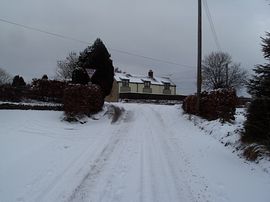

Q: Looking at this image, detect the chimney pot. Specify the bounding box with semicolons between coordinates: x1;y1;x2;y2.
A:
148;70;153;78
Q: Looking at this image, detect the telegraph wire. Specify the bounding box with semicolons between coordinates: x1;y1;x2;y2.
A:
110;48;194;68
0;18;89;45
202;0;222;51
0;17;195;69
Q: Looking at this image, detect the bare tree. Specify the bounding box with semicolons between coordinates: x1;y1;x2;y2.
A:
56;52;79;80
0;68;12;85
202;52;247;90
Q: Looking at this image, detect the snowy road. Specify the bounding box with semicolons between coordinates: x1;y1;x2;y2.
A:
0;103;270;202
68;105;197;202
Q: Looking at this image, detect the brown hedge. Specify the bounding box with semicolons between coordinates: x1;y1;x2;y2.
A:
0;84;26;102
0;80;68;103
63;84;104;117
182;88;237;122
30;79;67;103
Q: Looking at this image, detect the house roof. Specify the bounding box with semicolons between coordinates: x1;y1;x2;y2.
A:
114;72;176;86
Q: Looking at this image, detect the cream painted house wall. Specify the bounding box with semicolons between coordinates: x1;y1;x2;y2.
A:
129;83;138;92
117;82;176;95
105;80;119;102
105;72;177;102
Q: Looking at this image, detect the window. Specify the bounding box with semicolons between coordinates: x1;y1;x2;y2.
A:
122;79;129;87
144;81;151;88
164;83;170;90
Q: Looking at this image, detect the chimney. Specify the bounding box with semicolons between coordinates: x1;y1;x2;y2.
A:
148;70;153;78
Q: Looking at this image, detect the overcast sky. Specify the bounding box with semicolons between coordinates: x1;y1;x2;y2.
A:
0;0;270;94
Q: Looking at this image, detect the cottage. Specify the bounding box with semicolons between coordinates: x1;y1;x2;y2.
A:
106;70;176;102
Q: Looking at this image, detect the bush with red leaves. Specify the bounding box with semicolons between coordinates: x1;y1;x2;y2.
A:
182;88;237;122
0;84;24;102
63;84;104;117
30;79;67;103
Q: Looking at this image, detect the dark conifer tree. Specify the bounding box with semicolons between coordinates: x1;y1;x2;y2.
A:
71;67;90;85
243;33;270;149
42;74;48;80
78;38;111;69
77;38;114;97
12;75;26;87
248;33;270;98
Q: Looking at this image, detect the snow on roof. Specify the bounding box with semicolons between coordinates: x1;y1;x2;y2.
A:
114;72;176;86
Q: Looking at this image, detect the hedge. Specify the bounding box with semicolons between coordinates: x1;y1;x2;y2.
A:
182;88;237;122
63;84;104;117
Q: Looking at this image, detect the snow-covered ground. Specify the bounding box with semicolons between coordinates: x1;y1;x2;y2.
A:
0;103;270;202
184;108;270;173
0;100;62;106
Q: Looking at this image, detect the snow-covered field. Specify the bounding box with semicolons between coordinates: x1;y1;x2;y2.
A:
0;103;270;202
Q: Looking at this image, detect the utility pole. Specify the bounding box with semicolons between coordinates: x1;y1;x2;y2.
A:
197;0;202;113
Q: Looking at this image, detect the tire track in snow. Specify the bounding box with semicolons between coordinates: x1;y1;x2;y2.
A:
68;135;121;201
139;137;144;202
149;105;212;202
67;104;207;202
139;116;156;202
139;106;195;202
26;106;128;202
33;123;116;202
67;109;135;202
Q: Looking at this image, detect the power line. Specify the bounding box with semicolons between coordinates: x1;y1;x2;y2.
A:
0;17;195;69
0;18;90;45
202;0;222;51
110;48;194;68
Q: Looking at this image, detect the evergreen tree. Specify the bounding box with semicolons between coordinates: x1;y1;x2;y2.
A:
78;38;111;69
77;38;114;97
71;67;90;85
248;33;270;98
42;74;48;80
12;75;26;87
243;33;270;149
262;32;270;59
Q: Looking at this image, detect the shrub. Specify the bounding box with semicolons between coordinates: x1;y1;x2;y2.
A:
0;79;67;103
42;74;48;80
182;88;237;122
0;84;23;102
243;144;269;161
242;98;270;150
12;75;26;87
30;79;67;102
182;95;197;115
63;84;104;118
